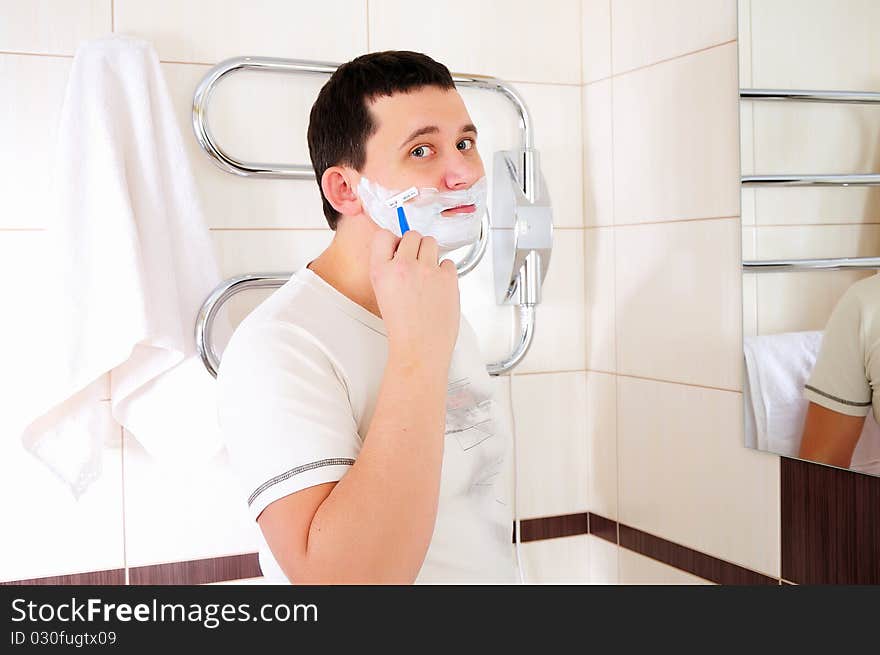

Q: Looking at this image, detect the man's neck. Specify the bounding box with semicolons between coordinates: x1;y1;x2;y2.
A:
306;219;382;319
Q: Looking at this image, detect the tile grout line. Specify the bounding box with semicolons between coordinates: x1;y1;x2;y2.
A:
578;0;591;581
612;38;737;79
608;0;621;580
120;424;129;585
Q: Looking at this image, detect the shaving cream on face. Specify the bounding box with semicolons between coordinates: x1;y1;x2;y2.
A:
356;175;487;253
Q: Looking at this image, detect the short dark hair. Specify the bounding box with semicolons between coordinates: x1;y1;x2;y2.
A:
307;51;456;230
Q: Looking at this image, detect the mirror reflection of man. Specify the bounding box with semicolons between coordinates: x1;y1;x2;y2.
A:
799;274;880;467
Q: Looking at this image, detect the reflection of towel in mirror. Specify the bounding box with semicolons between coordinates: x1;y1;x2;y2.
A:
16;35;231;499
743;331;880;474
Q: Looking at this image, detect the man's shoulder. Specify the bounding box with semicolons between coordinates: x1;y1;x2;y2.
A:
217;282;335;379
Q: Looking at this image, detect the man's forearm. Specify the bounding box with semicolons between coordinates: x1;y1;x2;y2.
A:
300;349;448;583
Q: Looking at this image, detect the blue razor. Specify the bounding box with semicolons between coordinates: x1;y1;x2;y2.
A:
396;206;410;235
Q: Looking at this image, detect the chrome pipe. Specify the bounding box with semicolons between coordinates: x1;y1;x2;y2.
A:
742;256;880;273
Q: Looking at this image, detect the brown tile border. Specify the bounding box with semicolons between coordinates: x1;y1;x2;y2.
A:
129;553;262;586
517;513;589;543
588;512;618;544
1;568;126;586
617;524;778;585
2;510;788;585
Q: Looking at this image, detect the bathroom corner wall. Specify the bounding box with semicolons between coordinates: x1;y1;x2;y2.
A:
1;0;590;585
580;0;783;584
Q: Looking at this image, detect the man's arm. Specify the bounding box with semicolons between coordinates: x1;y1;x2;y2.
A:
257;229;460;584
798;401;865;468
258;350;447;584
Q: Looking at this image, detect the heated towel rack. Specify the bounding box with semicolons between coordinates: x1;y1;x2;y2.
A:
193;56;549;378
740;87;880;274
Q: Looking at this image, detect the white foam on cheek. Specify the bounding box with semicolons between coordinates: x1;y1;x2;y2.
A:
357;175;486;253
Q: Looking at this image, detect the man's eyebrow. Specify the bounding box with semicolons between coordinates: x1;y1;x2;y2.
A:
399;124;479;149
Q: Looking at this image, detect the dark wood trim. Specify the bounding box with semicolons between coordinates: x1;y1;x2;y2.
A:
128;553;262;585
781;457;880;585
7;502;822;585
588;512;618;544
1;568;125;586
517;513;589;543
618;524;777;585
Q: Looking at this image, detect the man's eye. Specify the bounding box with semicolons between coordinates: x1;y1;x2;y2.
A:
410;145;434;158
457;138;475;151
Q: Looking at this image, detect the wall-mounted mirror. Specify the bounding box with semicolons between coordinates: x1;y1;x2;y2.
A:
739;0;880;476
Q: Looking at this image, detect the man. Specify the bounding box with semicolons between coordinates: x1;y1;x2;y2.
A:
216;51;518;584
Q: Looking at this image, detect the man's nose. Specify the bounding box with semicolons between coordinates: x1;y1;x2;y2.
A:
440;149;484;190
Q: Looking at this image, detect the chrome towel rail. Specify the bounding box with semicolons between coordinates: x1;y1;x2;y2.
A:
194;56;543;377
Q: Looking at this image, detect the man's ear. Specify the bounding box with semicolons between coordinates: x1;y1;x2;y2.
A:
320;166;362;217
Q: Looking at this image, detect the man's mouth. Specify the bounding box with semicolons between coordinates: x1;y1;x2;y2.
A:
441;204;476;216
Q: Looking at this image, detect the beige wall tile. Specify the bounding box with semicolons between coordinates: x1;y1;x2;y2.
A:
0;401;123;582
617;376;780;577
369;0;581;85
122;430;261;567
587;371;617;519
615;218;742;390
511;372;589;519
585;227;615;372
582;0;611;83
0;0;110;55
519;534;590;583
611;0;736;74
114;0;367;63
583;80;613;227
613;44;739;225
588;534;618;583
0;55;72;229
618;547;713;584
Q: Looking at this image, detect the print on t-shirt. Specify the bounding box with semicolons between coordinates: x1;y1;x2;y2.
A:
446;376;495;451
443;372;506;505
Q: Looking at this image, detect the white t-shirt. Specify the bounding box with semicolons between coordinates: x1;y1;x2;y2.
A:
804;273;880;422
216;263;518;584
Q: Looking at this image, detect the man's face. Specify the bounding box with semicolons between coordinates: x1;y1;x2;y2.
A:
356;86;485;218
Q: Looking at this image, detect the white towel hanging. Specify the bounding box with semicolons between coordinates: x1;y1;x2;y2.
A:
17;34;231;498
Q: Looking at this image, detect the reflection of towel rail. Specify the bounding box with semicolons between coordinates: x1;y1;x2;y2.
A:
743;257;880;273
740;87;880;187
741;88;880;273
